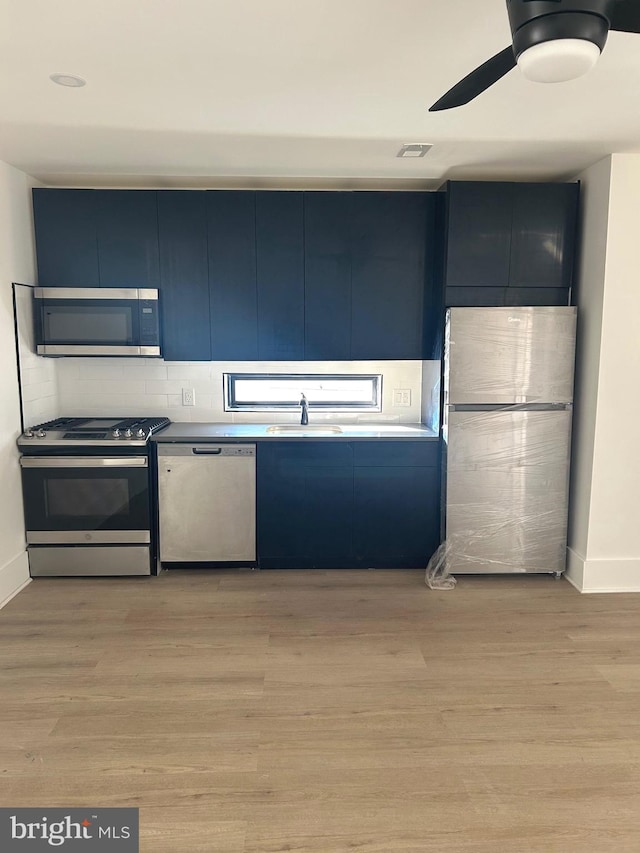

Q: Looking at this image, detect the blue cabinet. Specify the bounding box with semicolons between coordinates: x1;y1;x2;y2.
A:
351;192;434;359
304;191;436;360
353;442;440;568
33;188;160;289
256;192;305;361
445;182;513;289
443;181;578;309
208;191;258;360
304;192;352;360
509;182;578;290
33;187;437;359
33;189;100;287
94;190;160;288
157;191;211;361
257;440;440;569
257;442;354;568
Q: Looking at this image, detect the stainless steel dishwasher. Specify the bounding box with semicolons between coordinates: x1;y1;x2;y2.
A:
157;444;256;563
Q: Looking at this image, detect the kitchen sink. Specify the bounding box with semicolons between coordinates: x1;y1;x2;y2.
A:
266;425;343;435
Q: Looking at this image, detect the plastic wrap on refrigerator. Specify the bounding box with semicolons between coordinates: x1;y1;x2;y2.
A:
426;402;573;588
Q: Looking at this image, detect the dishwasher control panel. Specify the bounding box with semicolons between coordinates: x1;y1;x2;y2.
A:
158;444;255;457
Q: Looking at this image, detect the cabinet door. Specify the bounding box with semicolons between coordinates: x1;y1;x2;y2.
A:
509;183;579;289
353;442;440;568
157;191;211;361
504;287;569;307
304;192;352;360
33;189;100;287
445;182;513;288
208;191;258;360
256;192;305;360
445;287;506;307
94;190;160;288
351;192;430;360
257;442;353;568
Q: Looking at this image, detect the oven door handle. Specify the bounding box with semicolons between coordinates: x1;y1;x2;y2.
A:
20;457;148;468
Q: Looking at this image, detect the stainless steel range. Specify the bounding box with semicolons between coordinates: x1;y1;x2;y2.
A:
19;417;170;577
18;416;170;449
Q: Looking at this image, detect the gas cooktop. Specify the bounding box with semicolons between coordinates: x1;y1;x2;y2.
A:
18;416;171;448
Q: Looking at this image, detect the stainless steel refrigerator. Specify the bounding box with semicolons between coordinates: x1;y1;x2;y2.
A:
442;306;577;575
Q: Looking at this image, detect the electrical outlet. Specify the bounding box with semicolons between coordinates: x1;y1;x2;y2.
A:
393;389;412;407
182;387;196;407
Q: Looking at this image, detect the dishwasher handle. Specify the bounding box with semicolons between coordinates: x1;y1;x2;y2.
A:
192;447;222;455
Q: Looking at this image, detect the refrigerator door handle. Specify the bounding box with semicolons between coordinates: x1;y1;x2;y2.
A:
450;403;572;413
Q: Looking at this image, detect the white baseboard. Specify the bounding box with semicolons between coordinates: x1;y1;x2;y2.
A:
565;548;640;593
565;548;585;591
0;550;30;609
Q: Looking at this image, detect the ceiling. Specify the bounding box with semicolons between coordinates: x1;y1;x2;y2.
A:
1;0;640;187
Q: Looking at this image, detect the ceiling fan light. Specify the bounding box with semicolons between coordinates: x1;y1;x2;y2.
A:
517;38;601;83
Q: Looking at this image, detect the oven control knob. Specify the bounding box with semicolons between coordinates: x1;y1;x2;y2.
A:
124;428;133;438
136;428;146;438
36;429;47;438
23;429;34;439
112;429;121;438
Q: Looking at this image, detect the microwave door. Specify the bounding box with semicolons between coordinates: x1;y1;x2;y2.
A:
37;297;140;354
33;288;161;356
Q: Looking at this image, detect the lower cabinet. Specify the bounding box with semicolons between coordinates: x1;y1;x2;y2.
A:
257;443;353;569
257;441;440;569
353;443;440;568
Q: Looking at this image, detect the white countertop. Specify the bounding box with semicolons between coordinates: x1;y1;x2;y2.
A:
153;423;439;442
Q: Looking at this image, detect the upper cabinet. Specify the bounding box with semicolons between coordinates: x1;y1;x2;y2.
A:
304;191;435;361
442;181;579;309
33;189;100;287
157;191;211;361
32;188;433;360
304;192;352;361
351;192;433;360
208;191;258;361
33;188;160;289
444;182;513;289
509;182;578;289
255;192;305;361
94;190;160;288
32;184;576;360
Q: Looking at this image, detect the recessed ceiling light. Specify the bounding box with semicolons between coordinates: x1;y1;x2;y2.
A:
397;143;432;159
50;73;86;88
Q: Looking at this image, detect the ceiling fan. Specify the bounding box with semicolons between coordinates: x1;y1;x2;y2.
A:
430;0;640;111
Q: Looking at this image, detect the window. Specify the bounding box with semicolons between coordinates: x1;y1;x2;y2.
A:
224;373;382;412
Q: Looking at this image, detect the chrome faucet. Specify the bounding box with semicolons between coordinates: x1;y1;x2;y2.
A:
300;393;309;425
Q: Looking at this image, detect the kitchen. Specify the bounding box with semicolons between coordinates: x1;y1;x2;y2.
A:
1;1;640;850
15;183;576;579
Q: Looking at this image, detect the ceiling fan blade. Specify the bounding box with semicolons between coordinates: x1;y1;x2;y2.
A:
609;0;640;34
429;47;516;112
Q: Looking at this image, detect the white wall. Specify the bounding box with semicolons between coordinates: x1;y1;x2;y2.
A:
56;358;438;425
567;156;611;581
0;161;37;606
567;154;640;592
14;283;59;426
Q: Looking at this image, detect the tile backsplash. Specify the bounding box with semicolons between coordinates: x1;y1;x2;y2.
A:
56;358;440;425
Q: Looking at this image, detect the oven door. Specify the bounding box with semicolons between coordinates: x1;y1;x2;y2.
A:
20;457;151;545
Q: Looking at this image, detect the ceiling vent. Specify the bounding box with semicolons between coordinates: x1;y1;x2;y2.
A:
397;143;432;159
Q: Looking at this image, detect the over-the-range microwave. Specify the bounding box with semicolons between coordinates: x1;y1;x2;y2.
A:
34;288;161;357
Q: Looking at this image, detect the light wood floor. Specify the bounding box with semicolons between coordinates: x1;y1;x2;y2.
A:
1;570;640;852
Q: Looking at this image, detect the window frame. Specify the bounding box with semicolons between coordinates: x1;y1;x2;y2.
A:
224;373;383;413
